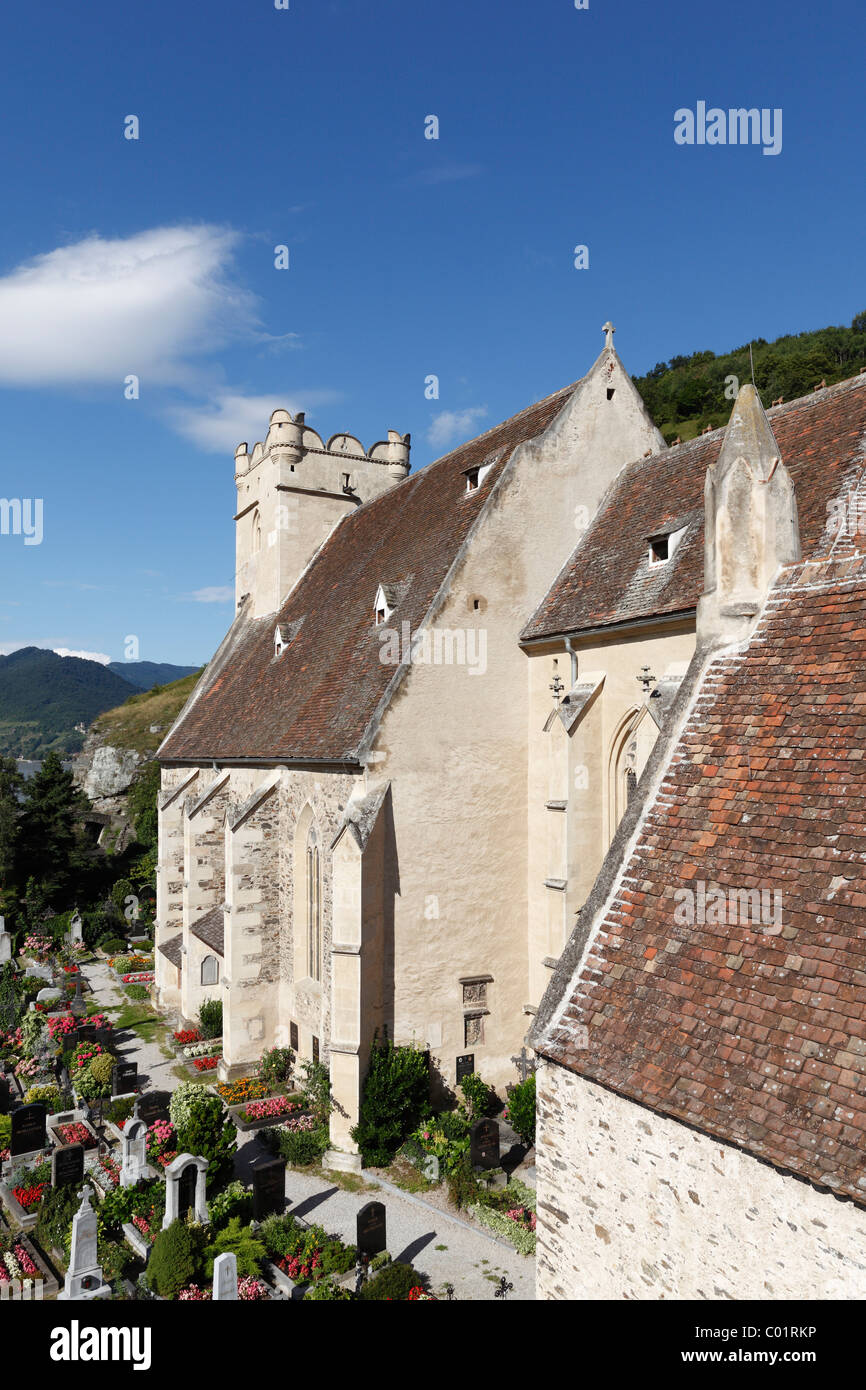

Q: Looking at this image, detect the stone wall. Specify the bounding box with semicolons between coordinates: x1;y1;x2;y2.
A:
536;1060;866;1300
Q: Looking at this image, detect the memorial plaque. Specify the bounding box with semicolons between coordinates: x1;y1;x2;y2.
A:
252;1157;285;1220
470;1117;500;1171
289;1021;299;1052
10;1102;47;1156
356;1200;387;1258
52;1143;85;1188
112;1061;138;1096
456;1054;475;1084
137;1090;170;1125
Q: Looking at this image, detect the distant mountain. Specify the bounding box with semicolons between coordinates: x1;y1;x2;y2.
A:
0;647;140;758
107;661;199;690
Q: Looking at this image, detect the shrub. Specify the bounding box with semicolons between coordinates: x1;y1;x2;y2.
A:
446;1158;482;1210
0;1114;11;1151
104;1097;136;1126
100;937;128;955
171;1088;236;1186
258;1213;355;1281
37;1181;86;1258
258;1045;294;1088
299;1060;332;1124
350;1032;430;1167
23;1083;62;1110
207;1181;253;1229
506;1073;536;1147
358;1261;421;1301
147;1220;204;1299
20;1012;47;1058
458;1072;493;1124
125;984;150;1001
198;998;222;1040
76;1050;114;1100
304;1277;353;1300
261;1121;329;1168
203;1217;265;1278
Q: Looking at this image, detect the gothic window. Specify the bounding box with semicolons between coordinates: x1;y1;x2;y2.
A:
306;826;321;982
201;955;219;987
252;509;262;553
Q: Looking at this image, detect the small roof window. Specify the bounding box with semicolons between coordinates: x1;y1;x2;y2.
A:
647;523;687;567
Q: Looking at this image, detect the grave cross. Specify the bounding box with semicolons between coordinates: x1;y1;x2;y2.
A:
602;320;615;350
510;1047;535;1083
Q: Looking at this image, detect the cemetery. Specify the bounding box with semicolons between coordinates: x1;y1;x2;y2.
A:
0;922;538;1301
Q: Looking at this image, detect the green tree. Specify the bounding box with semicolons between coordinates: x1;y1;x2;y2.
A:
17;753;90;909
350;1032;430;1166
0;756;23;912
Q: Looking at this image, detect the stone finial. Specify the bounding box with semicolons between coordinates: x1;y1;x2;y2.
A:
697;384;800;647
602;321;615;350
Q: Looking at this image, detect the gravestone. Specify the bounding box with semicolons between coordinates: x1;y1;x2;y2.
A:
356;1200;387;1258
24;965;52;983
163;1153;208;1228
0;931;11;965
69;978;86;1019
77;1023;96;1043
120;1114;150;1188
112;1061;138;1096
213;1251;238;1301
0;1074;9;1115
68;912;83;947
456;1054;475;1085
52;1143;85;1188
470;1117;500;1171
137;1090;170;1125
36;988;61;1007
252;1157;285;1220
10;1103;47;1157
58;1188;110;1301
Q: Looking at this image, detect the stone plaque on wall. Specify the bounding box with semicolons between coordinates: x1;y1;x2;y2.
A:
456;1054;475;1084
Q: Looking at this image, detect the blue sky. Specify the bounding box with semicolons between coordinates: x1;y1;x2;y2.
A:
0;0;863;665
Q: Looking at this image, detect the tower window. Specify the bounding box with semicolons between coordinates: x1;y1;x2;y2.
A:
607;388;615;401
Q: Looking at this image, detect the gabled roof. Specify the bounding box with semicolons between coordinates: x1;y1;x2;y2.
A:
157;933;183;968
190;905;224;957
159;381;578;763
534;548;866;1204
522;375;866;642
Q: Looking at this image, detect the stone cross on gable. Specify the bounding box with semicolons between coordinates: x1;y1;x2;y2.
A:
602;321;615;350
511;1047;536;1083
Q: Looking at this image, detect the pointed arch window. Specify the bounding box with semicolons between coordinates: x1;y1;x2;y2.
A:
306;826;321;982
252;509;262;553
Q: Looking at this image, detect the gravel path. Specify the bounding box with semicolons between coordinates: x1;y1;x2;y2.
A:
237;1134;536;1302
84;958;180;1095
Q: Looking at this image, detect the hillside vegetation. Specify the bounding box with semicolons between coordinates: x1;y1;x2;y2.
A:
0;648;138;757
91;670;202;755
634;311;866;443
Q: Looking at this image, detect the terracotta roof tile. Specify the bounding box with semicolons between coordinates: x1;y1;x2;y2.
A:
538;552;866;1203
190;905;224;957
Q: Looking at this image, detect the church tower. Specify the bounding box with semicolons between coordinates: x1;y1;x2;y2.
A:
234;409;411;617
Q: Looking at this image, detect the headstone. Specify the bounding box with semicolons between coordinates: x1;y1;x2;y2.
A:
456;1054;475;1085
163;1153;208;1228
58;1188;111;1301
0;1074;9;1115
470;1117;500;1171
77;1023;96;1042
112;1061;138;1096
24;965;52;983
0;931;11;965
137;1090;170;1125
356;1200;387;1258
36;987;62;1006
213;1251;238;1301
252;1157;285;1220
120;1113;149;1188
10;1103;47;1156
68;912;83;946
52;1143;85;1188
69;978;86;1019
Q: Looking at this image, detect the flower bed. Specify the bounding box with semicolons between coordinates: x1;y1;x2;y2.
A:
192;1056;220;1072
122;973;154;984
467;1180;537;1255
215;1077;268;1106
146;1119;176;1161
243;1096;303;1123
53;1121;98;1150
12;1179;48;1214
173;1029;201;1046
182;1040;222;1059
97;1153;121;1187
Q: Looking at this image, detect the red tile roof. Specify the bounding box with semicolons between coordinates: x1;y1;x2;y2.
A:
537;550;866;1203
160;384;576;763
523;375;866;641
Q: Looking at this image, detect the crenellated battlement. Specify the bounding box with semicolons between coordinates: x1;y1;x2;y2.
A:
234;409;411;617
234;410;411;480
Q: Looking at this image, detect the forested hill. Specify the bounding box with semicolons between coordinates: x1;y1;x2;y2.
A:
0;648;139;757
634;311;866;443
106;660;199;689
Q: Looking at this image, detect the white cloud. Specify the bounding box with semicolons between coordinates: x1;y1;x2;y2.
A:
428;407;488;449
169;388;342;454
54;647;111;664
187;586;235;604
0;225;257;387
